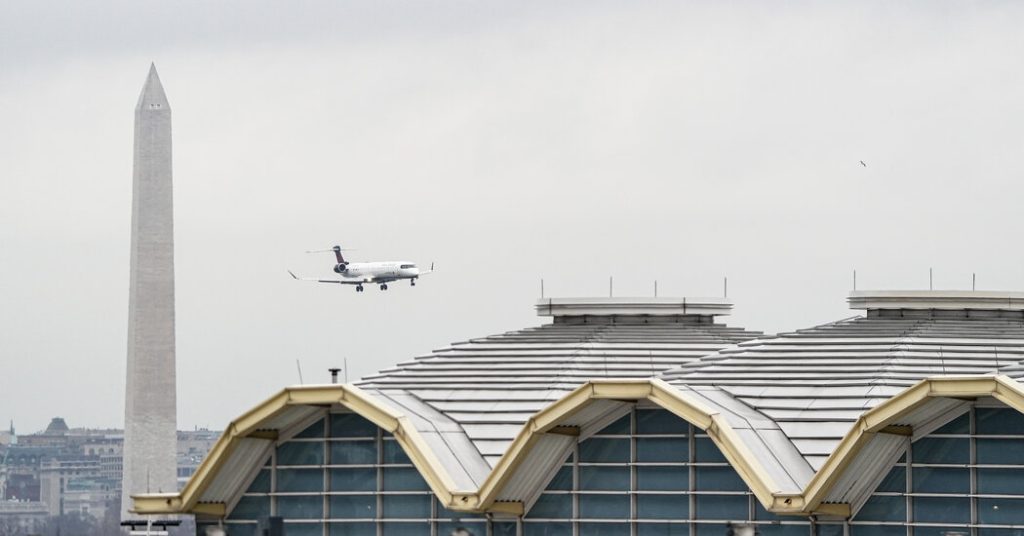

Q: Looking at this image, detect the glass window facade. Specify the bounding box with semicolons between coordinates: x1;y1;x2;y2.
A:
202;405;1024;536
216;412;488;536
522;409;813;535
851;406;1024;534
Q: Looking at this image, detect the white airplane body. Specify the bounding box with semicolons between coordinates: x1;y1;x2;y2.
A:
340;261;419;281
289;246;432;292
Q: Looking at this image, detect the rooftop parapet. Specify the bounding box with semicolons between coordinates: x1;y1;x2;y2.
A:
535;297;733;321
849;290;1024;312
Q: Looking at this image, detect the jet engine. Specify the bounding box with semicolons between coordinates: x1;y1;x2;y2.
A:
333;263;348;274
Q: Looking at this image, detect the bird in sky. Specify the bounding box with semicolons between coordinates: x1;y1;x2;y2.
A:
860;160;867;167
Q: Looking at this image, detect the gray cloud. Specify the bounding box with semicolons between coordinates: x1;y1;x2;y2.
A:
3;1;1024;433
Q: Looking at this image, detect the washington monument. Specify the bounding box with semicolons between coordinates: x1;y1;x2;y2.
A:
121;64;178;519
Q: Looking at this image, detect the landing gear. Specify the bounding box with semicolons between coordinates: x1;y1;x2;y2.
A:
379;283;388;291
355;285;364;292
411;278;416;286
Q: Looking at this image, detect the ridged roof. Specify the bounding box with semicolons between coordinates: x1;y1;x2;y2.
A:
357;302;762;484
138;291;1024;519
661;307;1024;470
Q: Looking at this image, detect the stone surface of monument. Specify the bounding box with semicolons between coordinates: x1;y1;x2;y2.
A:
121;64;178;520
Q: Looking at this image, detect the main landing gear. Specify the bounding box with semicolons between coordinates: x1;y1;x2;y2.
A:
379;283;388;291
410;278;416;286
355;285;364;292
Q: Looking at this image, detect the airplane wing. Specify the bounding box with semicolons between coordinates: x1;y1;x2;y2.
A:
288;270;364;285
419;262;436;276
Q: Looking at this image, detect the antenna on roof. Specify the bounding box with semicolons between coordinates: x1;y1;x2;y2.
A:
344;357;349;383
853;270;857;291
930;268;934;290
973;273;977;291
609;276;613;298
654;280;658;297
724;276;728;298
540;278;545;299
296;359;305;384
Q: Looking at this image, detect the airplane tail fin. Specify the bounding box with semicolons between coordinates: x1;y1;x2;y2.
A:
306;245;354;266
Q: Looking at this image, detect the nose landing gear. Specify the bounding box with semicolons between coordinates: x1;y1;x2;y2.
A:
411;278;416;286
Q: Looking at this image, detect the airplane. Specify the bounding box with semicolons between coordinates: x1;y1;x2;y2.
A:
288;245;433;292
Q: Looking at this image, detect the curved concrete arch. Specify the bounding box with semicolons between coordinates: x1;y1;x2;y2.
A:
132;384;470;515
474;378;790;513
130;379;794;516
133;375;1024;521
133;379;802;516
803;374;1024;512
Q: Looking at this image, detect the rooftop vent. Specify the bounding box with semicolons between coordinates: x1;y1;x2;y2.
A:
849;290;1024;318
536;297;732;324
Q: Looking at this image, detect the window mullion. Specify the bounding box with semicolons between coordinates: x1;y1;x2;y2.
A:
430;485;437;536
323;416;329;536
573;439;580;536
906;435;913;536
630;408;637;536
970;406;977;535
377;427;383;536
271;445;278;517
689;423;696;536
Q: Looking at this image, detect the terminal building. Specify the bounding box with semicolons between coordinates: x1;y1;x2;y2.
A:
134;292;1024;536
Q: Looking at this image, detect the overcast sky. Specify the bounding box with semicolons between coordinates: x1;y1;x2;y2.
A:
3;1;1024;433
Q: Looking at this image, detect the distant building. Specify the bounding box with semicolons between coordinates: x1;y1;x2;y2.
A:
0;418;217;530
0;421;14;447
17;417;71;448
134;293;1024;535
79;435;123;485
0;500;48;534
38;457;114;518
62;473;118;520
2;468;40;503
176;430;219;489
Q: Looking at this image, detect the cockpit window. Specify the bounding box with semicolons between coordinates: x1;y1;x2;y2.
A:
400;264;415;269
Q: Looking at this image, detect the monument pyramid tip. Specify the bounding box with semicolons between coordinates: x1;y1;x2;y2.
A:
136;63;170;111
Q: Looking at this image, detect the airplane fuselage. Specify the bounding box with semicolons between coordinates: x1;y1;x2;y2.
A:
339;261;420;283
